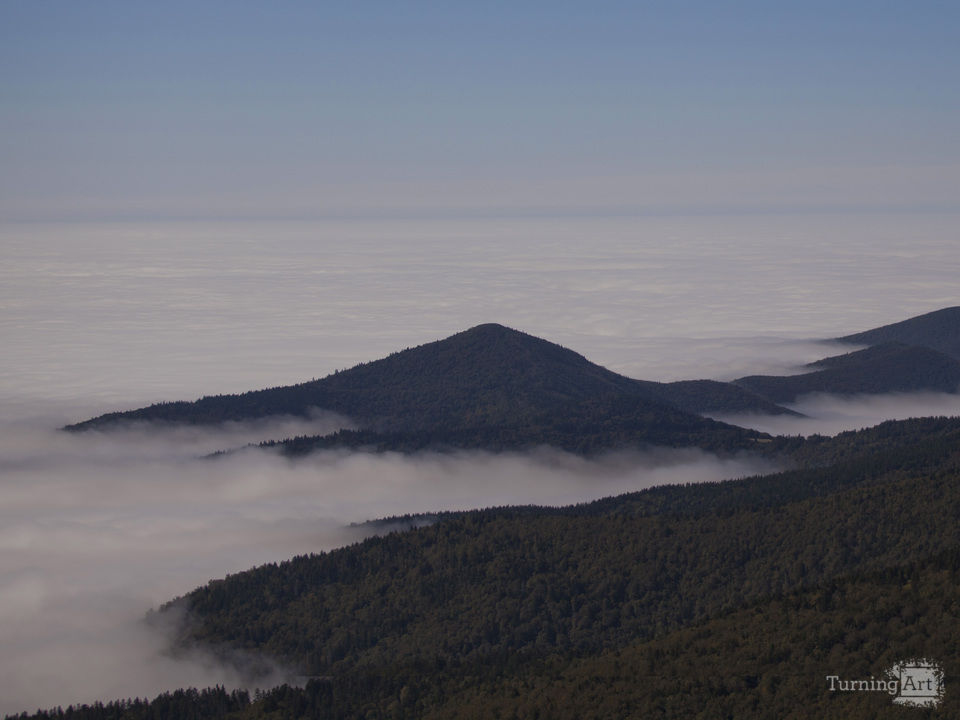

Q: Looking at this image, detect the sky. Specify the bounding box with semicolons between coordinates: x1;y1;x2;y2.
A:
2;1;959;220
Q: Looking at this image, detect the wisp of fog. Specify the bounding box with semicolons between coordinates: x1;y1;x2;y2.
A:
716;391;960;437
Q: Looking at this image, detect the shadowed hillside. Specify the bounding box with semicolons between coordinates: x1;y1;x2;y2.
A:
66;324;783;454
48;417;949;720
651;379;800;416
835;306;960;359
735;342;960;404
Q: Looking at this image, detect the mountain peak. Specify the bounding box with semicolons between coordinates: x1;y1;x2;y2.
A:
437;323;589;365
452;322;572;346
66;323;766;453
462;322;516;334
64;323;632;434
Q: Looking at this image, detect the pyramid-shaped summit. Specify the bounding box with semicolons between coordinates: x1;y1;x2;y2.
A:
67;323;664;433
66;323;773;454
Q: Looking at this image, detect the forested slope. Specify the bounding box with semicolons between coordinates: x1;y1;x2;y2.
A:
145;418;960;717
734;342;960;403
67;324;783;455
11;417;960;719
836;305;960;360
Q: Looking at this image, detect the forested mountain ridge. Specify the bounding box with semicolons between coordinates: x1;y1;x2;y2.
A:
65;324;784;454
70;323;644;432
254;394;764;456
425;546;960;719
65;310;960;457
65;307;960;431
14;417;960;717
734;341;960;403
835;305;960;359
19;544;957;720
647;378;800;416
89;416;955;720
728;306;960;406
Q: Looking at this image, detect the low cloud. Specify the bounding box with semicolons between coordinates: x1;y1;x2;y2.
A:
715;391;960;437
601;337;843;383
3;387;958;714
0;409;775;716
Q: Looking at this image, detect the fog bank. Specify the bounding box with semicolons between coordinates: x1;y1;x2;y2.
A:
3;215;958;403
0;411;776;715
716;391;960;437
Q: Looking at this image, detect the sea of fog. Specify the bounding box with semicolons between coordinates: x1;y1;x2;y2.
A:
0;212;958;714
3;213;960;404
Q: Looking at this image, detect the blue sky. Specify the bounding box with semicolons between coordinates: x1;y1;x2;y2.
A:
2;1;958;219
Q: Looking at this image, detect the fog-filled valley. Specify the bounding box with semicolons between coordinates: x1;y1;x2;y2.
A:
0;412;781;714
2;217;959;716
5;391;960;714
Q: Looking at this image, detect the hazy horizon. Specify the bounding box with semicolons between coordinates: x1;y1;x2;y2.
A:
4;212;958;410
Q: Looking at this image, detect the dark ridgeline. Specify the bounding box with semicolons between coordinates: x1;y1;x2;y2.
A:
2;687;251;720
649;378;800;416
835;305;960;360
734;342;960;403
66;323;785;455
730;306;960;403
65;310;960;459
